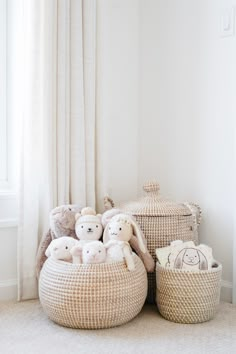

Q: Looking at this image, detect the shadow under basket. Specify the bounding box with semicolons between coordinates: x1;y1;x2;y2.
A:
39;254;147;329
156;262;222;324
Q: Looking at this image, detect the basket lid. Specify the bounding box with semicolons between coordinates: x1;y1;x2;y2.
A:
120;181;192;217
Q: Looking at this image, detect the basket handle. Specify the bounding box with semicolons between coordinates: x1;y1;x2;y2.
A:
103;195;115;210
184;202;202;228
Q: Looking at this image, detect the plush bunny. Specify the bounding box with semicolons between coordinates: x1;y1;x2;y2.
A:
45;236;79;262
174;247;210;271
158;240;214;271
102;209;155;272
36;204;82;277
103;213;148;271
75;207;103;242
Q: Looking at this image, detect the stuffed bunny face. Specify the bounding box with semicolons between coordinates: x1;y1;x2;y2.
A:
82;241;106;264
174;247;208;270
103;213;147;254
45;236;78;261
182;248;200;266
108;221;132;242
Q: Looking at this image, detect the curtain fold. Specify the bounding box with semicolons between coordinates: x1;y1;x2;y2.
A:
17;0;96;300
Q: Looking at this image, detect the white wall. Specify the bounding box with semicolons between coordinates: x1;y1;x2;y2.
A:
139;0;236;301
96;0;140;210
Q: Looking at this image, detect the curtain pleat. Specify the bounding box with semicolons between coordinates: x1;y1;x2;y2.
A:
17;0;96;300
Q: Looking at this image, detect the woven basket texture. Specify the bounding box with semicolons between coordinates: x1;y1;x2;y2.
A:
39;254;148;329
120;181;201;303
156;262;222;324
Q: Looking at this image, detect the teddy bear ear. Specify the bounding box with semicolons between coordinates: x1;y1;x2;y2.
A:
75;213;81;221
103;224;111;244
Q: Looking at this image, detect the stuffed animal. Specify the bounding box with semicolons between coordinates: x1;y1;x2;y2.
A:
102;209;155;272
75;207;103;242
156;240;214;271
82;241;107;264
174;247;208;271
103;213;149;271
36;204;82;277
45;236;79;262
70;241;107;264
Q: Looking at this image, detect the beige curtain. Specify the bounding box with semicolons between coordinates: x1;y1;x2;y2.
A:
17;0;96;300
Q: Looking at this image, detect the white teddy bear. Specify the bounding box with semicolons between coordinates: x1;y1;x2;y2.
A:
45;236;79;262
75;207;103;242
70;241;107;264
103;213;147;271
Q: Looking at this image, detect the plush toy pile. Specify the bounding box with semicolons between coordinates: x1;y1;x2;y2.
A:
36;205;155;273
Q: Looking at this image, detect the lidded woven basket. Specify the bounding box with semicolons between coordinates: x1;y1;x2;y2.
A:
120;181;201;303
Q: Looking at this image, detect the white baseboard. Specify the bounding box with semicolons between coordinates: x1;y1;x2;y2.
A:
221;280;232;303
0;278;233;303
0;278;17;301
0;218;18;228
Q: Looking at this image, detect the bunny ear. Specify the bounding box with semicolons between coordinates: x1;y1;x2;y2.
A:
129;218;147;254
45;244;51;257
174;249;186;269
101;208;121;228
198;250;208;270
103;224;111;244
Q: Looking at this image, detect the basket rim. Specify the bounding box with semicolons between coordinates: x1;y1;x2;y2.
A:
44;253;141;271
156;260;222;274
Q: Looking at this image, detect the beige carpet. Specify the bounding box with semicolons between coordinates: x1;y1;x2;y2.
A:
0;301;235;354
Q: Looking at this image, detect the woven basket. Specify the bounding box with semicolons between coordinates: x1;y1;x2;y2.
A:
156;262;222;324
39;254;147;329
120;181;201;304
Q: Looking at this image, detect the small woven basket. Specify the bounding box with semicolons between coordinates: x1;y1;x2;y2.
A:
156;262;222;324
39;254;147;329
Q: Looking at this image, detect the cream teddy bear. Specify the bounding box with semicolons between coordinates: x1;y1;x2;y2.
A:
75;207;103;242
45;236;80;262
103;213;147;271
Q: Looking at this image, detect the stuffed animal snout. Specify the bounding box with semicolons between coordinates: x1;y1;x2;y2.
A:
82;241;107;264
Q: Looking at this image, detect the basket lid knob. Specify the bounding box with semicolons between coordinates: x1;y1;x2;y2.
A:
143;181;160;194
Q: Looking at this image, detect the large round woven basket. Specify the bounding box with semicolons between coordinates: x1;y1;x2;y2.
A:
39;254;147;329
156;262;222;324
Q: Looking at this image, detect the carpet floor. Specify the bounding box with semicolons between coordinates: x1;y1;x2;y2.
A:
0;301;235;354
